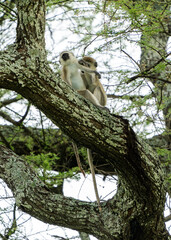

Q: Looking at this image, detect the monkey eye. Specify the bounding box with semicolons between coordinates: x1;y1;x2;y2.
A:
94;62;98;67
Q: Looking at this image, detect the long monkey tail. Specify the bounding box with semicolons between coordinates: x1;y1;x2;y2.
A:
87;149;102;212
72;142;86;178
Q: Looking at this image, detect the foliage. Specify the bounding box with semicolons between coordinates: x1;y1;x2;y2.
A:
25;152;82;186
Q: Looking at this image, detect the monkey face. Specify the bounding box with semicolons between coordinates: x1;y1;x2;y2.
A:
80;56;98;70
61;52;70;61
59;51;75;65
78;59;90;68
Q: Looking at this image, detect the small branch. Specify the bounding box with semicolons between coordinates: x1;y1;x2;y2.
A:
0;2;17;16
0;110;17;125
4;203;17;239
142;75;171;84
0;233;6;240
83;36;99;55
0;96;23;109
107;93;151;100
127;52;171;84
121;49;140;69
128;74;171;84
164;214;171;222
0;110;44;148
18;102;31;124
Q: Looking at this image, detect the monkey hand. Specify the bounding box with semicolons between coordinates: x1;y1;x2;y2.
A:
95;71;101;79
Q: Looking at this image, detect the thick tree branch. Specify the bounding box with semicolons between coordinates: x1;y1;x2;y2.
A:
0;144;168;240
0;145;116;239
0;45;168;239
0;47;164;201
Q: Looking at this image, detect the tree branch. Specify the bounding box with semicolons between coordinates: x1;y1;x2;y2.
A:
127;52;171;84
0;47;165;203
107;93;152;100
0;144;115;239
4;203;17;239
165;214;171;222
0;96;23;108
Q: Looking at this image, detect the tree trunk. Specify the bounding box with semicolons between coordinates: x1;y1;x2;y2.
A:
139;2;171;197
140;2;171;146
0;1;169;239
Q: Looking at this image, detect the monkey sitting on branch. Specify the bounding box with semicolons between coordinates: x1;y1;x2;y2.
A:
59;51;107;212
78;56;107;107
59;51;105;108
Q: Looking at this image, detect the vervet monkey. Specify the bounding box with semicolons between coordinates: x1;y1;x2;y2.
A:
59;51;104;107
78;56;107;106
59;51;102;211
79;56;108;212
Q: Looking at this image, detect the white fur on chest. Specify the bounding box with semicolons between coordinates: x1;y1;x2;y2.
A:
69;64;85;90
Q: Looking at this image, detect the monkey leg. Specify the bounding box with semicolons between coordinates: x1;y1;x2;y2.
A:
78;90;101;107
93;86;107;107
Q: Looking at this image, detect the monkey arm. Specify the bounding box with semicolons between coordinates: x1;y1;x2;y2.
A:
78;59;90;68
62;66;72;85
77;62;101;79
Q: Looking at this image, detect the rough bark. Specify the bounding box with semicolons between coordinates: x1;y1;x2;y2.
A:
0;1;169;239
0;144;168;240
139;2;171;199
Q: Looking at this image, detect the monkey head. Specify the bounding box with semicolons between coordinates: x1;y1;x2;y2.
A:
59;51;75;65
79;56;98;69
78;56;100;78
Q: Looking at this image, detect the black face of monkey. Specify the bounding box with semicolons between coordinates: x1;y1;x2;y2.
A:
62;52;70;61
78;59;90;68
